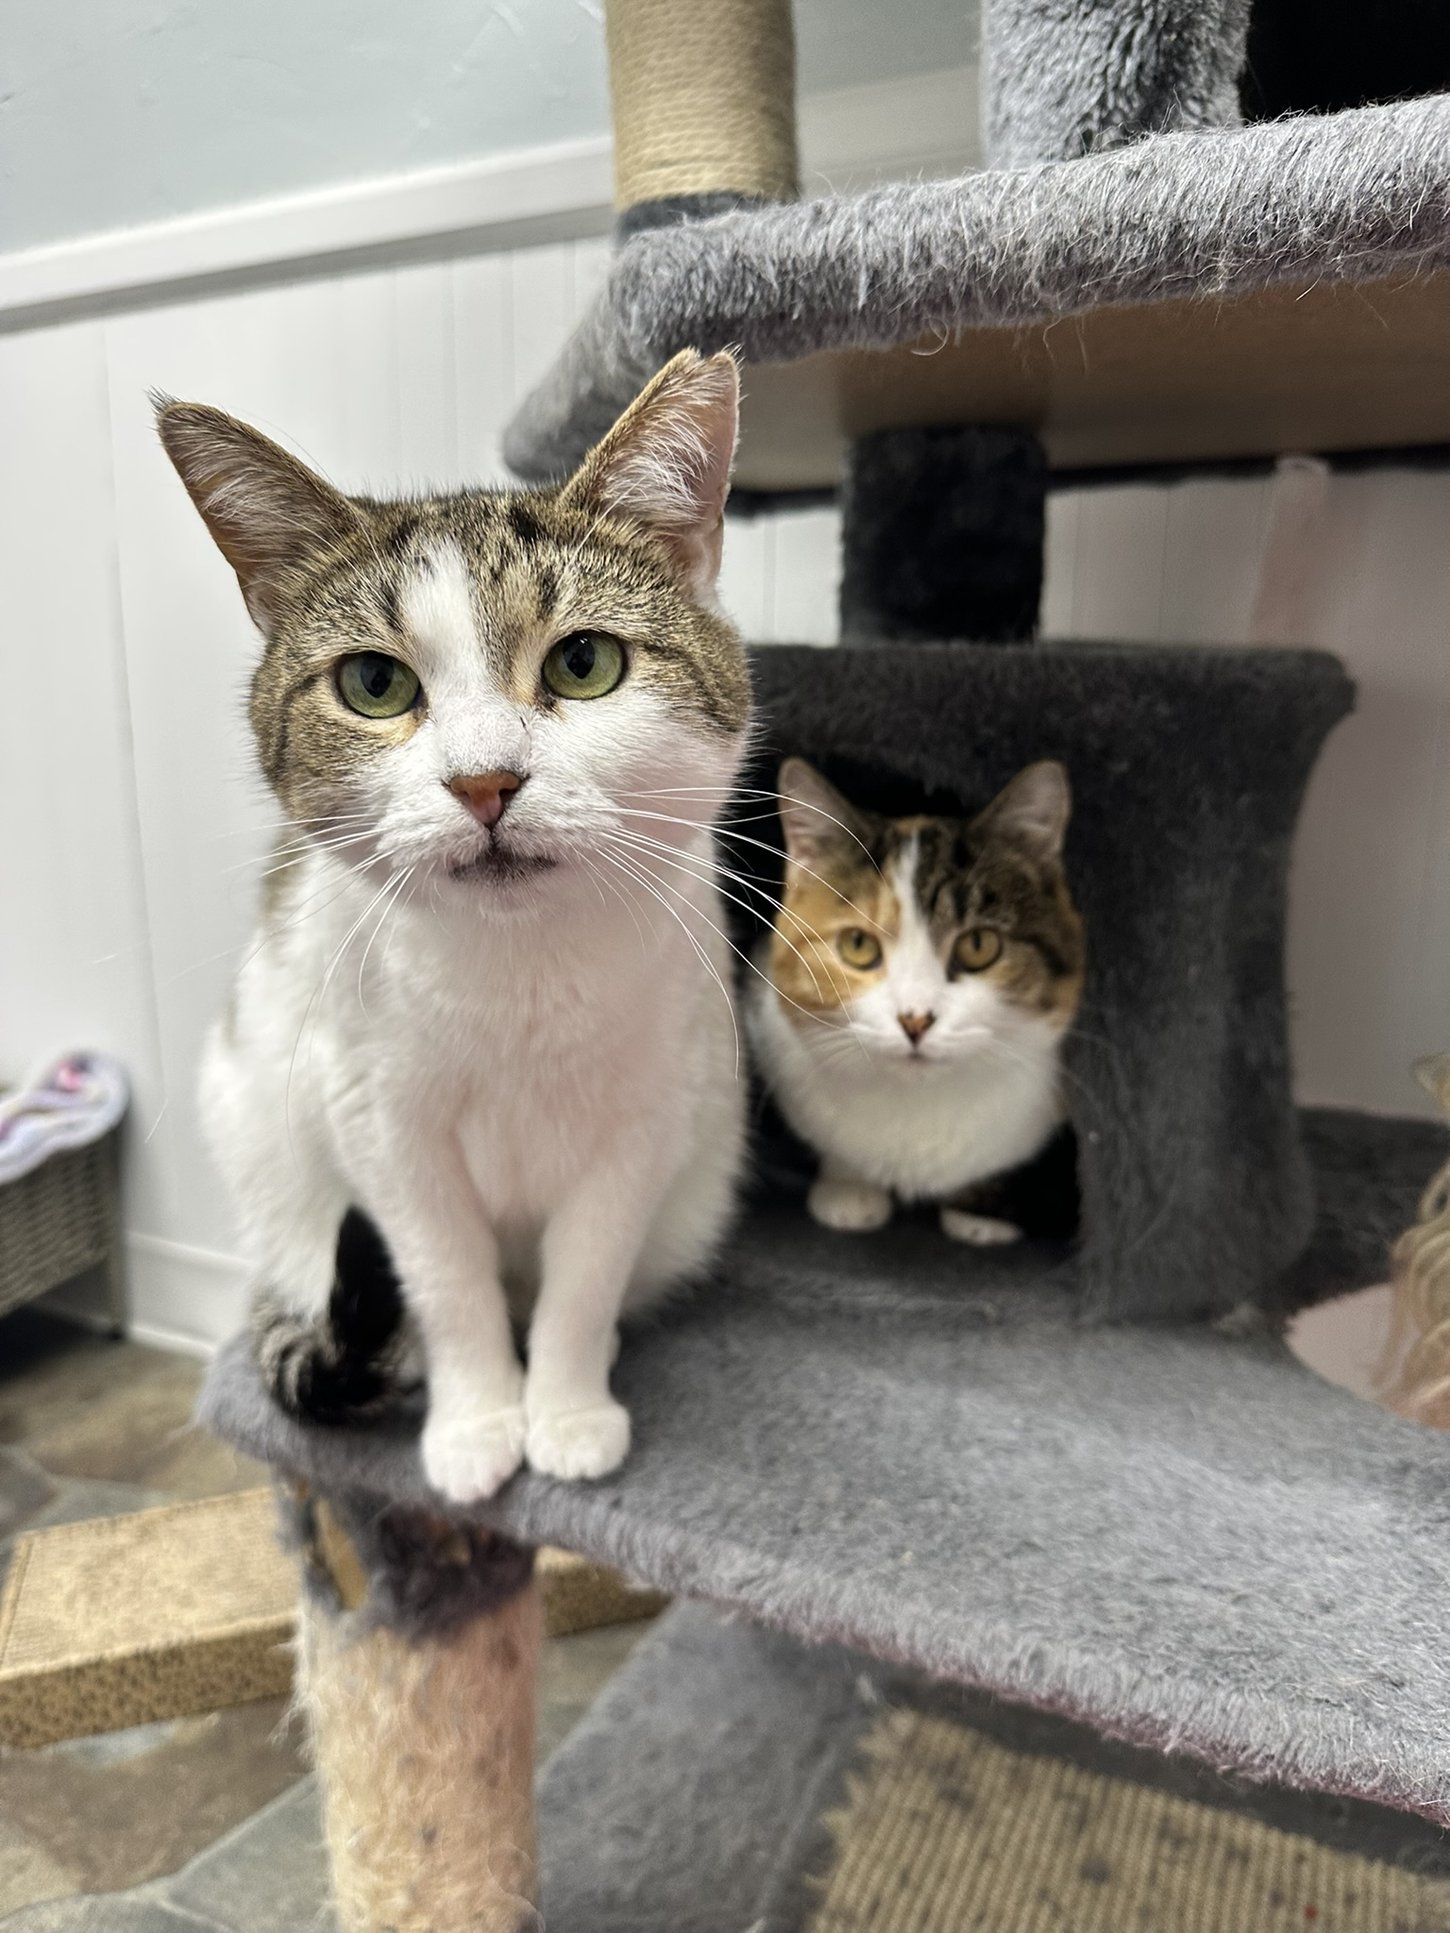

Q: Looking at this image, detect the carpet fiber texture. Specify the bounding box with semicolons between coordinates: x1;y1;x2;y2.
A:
806;1707;1449;1933
740;642;1353;1321
502;96;1450;482
538;1605;1450;1933
201;1106;1450;1824
981;0;1252;169
838;428;1046;643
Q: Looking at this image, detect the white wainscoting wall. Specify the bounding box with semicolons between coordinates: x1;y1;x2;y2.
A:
2;104;1447;1351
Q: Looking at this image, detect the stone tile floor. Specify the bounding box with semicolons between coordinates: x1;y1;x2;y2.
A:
0;1309;649;1924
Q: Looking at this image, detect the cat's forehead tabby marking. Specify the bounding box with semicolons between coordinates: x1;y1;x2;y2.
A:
247;489;747;802
156;348;751;822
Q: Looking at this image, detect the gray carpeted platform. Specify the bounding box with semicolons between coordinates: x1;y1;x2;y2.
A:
502;95;1450;483
201;1106;1450;1824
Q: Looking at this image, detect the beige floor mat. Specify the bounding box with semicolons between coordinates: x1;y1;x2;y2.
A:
809;1707;1450;1933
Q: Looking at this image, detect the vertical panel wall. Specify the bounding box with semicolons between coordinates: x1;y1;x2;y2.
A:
1;225;1445;1345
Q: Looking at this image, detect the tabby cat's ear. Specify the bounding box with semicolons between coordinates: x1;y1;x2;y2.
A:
155;399;360;628
777;758;867;867
560;349;739;599
976;761;1071;861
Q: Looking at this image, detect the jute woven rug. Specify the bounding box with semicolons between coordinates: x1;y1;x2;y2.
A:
808;1708;1450;1933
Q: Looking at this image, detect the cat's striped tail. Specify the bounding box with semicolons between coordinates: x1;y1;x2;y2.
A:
250;1208;411;1424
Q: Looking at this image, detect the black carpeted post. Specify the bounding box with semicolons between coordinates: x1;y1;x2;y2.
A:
839;425;1047;645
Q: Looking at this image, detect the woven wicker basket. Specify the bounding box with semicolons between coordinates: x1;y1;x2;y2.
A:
0;1135;125;1326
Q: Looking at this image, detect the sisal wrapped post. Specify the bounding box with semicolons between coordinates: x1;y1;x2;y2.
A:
606;0;799;214
292;1494;541;1933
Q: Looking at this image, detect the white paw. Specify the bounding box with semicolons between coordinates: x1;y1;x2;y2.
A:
422;1404;527;1503
940;1207;1023;1246
809;1178;893;1232
526;1399;631;1482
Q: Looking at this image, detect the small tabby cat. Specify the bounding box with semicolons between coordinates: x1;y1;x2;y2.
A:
748;759;1083;1242
158;351;750;1504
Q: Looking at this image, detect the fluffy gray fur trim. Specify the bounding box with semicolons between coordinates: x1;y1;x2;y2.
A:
980;0;1252;169
503;96;1450;481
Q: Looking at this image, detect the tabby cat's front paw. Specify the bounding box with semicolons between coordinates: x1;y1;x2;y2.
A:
808;1177;893;1232
422;1403;527;1503
526;1398;631;1482
940;1207;1022;1246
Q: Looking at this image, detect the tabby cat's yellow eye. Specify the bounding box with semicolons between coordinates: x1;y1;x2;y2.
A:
954;927;1003;973
337;652;421;719
837;927;883;970
542;632;626;701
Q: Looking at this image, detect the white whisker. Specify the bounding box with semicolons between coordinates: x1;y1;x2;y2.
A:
613;805;884;927
356;864;417;1012
596;848;742;1077
605;828;830;1008
599;838;826;1036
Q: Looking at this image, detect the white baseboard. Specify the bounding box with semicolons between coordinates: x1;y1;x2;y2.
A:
0;65;979;327
125;1231;249;1357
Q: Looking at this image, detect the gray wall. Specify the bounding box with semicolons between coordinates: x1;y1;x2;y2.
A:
2;0;979;253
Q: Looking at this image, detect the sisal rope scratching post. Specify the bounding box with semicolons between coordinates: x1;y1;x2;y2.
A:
296;1496;541;1933
606;0;798;215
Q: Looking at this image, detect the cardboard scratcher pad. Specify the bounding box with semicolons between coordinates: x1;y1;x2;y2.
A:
0;1489;662;1748
0;1490;293;1748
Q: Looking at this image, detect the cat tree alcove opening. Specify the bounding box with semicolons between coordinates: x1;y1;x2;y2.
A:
739;639;1355;1323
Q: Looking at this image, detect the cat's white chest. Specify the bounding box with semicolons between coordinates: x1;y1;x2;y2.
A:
452;995;656;1223
749;986;1064;1199
388;914;674;1221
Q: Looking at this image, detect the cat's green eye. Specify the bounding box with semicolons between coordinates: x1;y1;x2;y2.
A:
337;652;422;719
953;926;1003;974
542;632;626;701
837;928;882;971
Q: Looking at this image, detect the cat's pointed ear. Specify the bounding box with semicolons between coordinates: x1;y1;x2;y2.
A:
559;349;739;598
777;758;867;868
155;398;360;628
976;761;1072;861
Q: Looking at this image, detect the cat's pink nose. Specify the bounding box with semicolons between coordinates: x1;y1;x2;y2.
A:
898;1011;935;1045
447;769;524;827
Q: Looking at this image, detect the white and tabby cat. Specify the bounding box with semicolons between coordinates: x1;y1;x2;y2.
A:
158;351;750;1504
749;759;1083;1242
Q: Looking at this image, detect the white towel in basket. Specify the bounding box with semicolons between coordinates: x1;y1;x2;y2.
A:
0;1052;129;1185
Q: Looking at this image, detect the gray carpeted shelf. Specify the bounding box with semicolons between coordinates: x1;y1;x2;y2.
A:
202;1105;1450;1824
501;95;1450;488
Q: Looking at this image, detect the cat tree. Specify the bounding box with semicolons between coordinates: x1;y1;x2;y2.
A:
202;3;1450;1927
